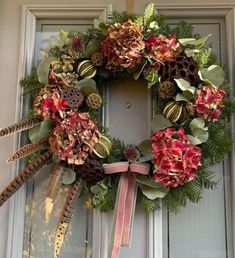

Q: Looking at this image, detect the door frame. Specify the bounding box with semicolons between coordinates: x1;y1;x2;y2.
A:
7;2;235;258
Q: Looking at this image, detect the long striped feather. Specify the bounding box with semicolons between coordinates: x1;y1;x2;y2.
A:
54;180;83;258
7;136;49;163
0;117;42;139
45;163;65;223
0;150;52;206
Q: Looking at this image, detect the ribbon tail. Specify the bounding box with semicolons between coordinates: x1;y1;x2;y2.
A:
121;173;137;247
109;173;129;258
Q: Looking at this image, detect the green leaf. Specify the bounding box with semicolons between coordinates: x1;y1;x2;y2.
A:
144;3;155;24
189;118;206;130
187;134;202;145
76;78;98;96
151;114;172;132
138;153;154;162
175;93;189;102
198;65;225;88
28;118;55;143
136;175;166;188
85;38;101;58
37;56;57;84
178;38;196;46
138;183;169;200
192;128;209;143
184;48;201;58
174;78;191;90
62;168;76;185
59;29;68;43
139;139;153;156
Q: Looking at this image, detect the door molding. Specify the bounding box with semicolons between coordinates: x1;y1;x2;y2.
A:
7;4;111;258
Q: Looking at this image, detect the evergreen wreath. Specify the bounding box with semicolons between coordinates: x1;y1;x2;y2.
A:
0;3;234;258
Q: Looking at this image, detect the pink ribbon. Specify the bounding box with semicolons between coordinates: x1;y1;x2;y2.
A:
103;161;150;258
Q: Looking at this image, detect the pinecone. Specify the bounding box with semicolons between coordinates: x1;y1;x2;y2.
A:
74;158;105;184
159;55;200;85
91;52;104;67
61;87;84;109
158;81;177;100
86;93;102;109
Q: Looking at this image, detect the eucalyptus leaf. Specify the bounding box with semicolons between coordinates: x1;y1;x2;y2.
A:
174;78;191;91
194;34;212;48
59;29;68;43
28;118;55;143
185;48;201;58
139;139;153;156
151;114;172;133
187;134;202;145
62;168;76;185
138;153;154;162
192;128;209;143
136;175;167;188
138;183;169;200
198;65;225;88
76;78;98;96
189;118;206;130
85;38;101;58
37;56;57;84
178;38;196;46
175;93;189;102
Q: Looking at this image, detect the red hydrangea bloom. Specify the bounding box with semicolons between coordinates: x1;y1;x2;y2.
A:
101;20;144;71
41;91;68;121
189;84;226;122
151;128;202;187
49;111;101;165
145;34;179;65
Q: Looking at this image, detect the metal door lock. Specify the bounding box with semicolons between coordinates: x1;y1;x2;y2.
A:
125;102;131;109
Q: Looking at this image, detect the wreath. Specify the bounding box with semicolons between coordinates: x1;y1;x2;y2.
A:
0;3;234;258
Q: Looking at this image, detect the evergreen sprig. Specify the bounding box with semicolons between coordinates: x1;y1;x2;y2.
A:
172;21;194;39
138;191;160;212
20;68;44;95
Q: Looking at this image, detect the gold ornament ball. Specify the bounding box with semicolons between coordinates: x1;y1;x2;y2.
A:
163;101;187;124
93;136;112;159
77;60;97;79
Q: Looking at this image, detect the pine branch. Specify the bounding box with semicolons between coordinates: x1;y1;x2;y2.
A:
172;21;194;39
54;180;83;258
20;68;45;95
139;192;160;213
45;163;65;223
0;150;52;207
7;136;49;163
0;117;42;139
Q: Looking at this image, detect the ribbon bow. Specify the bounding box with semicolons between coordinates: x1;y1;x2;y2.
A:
103;161;150;258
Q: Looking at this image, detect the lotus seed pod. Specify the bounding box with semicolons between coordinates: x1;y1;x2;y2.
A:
163;101;187;124
93;136;112;159
77;60;97;79
158;81;177;100
86;93;102;109
61;87;84;109
91;52;104;67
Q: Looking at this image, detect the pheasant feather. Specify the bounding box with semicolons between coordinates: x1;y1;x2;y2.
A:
0;117;42;139
45;163;65;223
7;136;49;163
54;180;83;258
0;150;52;206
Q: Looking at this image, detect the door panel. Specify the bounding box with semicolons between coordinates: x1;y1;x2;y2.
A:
167;19;232;258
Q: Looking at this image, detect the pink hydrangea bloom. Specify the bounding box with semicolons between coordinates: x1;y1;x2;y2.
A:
189;84;226;122
151;128;202;187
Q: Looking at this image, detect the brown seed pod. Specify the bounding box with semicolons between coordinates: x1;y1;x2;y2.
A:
77;60;97;79
163;101;187;124
91;52;104;67
74;158;105;184
158;81;177;100
86;93;102;109
159;55;200;86
61;87;84;109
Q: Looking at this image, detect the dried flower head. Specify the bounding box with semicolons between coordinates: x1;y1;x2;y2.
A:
101;20;144;71
124;145;140;162
188;84;226;122
151;128;202;187
49;111;101;165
